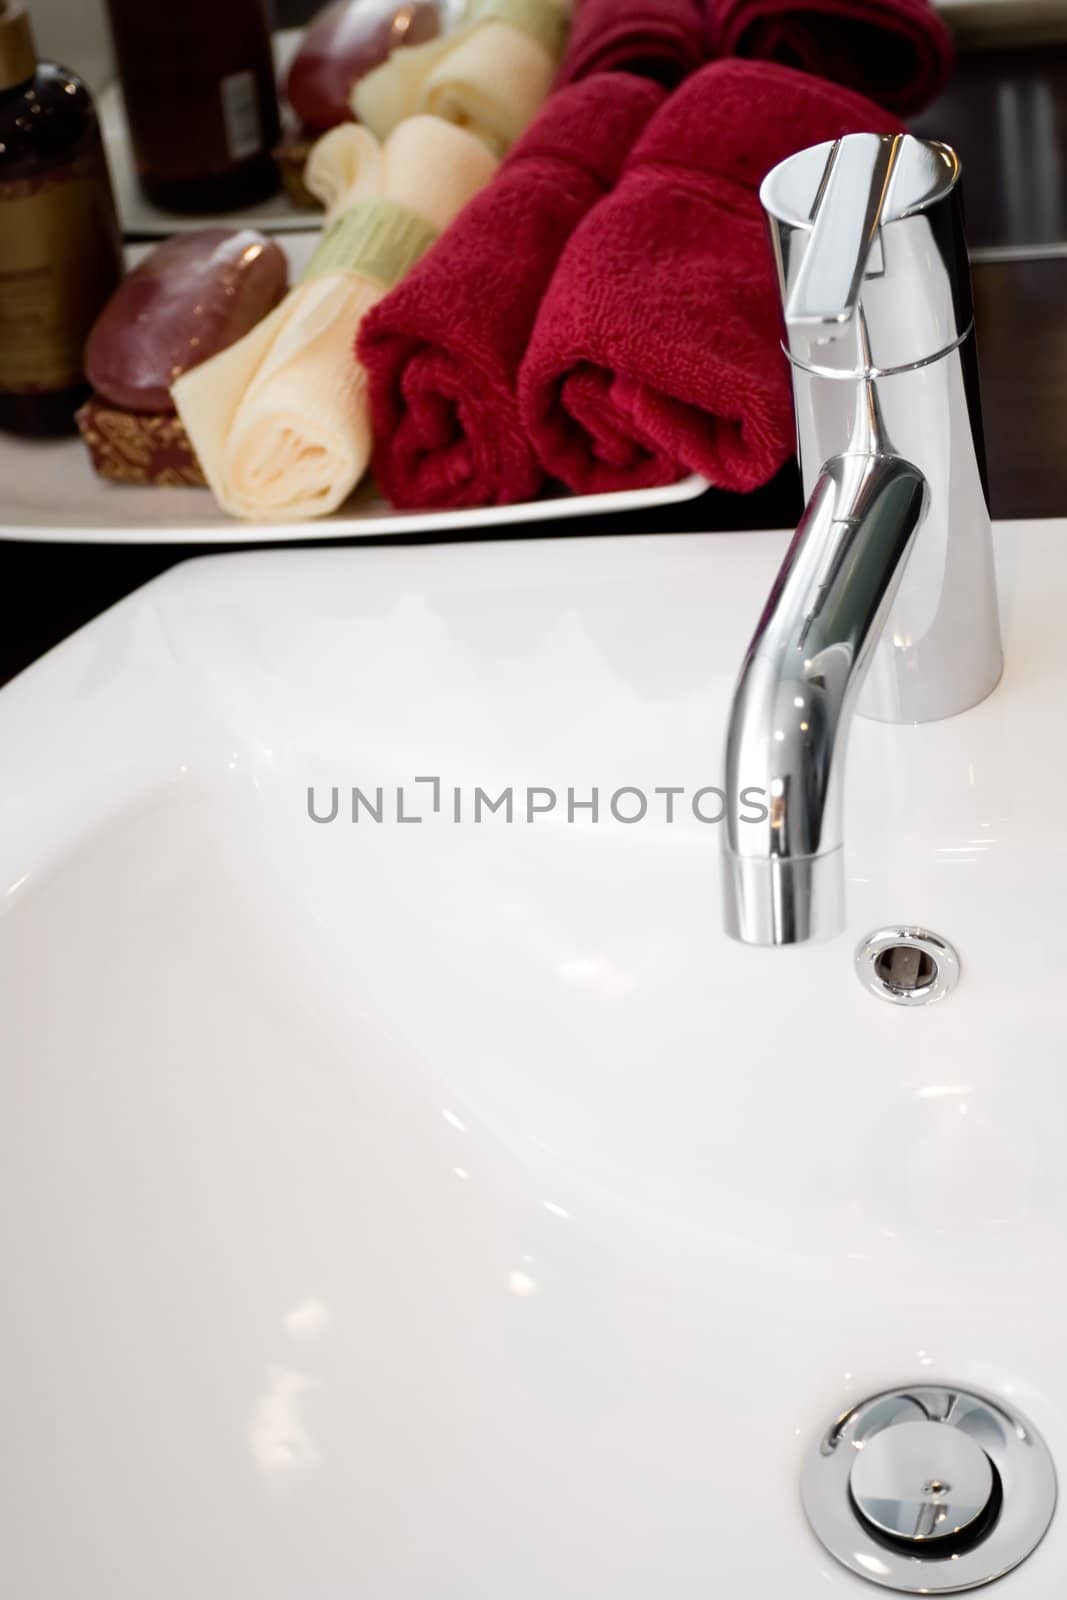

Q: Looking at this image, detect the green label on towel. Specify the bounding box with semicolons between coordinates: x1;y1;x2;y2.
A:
467;0;568;58
299;200;439;292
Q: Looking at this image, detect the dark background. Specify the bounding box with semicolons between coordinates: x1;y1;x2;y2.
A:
1;37;1065;687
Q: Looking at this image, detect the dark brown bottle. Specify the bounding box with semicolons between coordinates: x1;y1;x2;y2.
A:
0;1;124;436
104;0;282;214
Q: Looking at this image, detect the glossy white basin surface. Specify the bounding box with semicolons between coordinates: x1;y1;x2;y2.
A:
2;521;1066;1598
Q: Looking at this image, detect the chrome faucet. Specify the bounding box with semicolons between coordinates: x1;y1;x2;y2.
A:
722;133;1003;946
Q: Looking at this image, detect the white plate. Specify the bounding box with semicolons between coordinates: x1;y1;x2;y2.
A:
937;0;1067;39
99;31;318;238
0;434;709;545
938;0;1062;14
96;7;1067;243
1;232;709;545
100;14;468;238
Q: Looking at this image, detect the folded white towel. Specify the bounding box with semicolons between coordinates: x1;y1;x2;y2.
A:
354;0;571;154
173;119;498;522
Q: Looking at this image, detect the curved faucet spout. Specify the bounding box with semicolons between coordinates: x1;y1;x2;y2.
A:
722;452;927;946
730;132;1003;947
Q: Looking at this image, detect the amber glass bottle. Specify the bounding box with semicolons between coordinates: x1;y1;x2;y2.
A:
0;2;124;436
104;0;281;214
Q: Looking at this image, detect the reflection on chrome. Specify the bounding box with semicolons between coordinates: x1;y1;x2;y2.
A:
853;1552;892;1578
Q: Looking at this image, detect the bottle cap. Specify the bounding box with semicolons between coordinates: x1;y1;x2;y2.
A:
0;1;36;94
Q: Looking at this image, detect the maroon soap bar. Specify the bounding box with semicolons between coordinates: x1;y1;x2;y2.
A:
286;0;442;132
85;228;288;414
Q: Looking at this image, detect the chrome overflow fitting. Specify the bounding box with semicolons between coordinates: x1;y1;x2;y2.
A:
855;928;960;1006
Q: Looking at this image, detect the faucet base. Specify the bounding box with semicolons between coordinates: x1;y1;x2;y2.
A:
794;339;1002;728
722;849;845;946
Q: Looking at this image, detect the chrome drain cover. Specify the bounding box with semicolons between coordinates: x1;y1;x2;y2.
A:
850;1419;996;1546
802;1384;1056;1591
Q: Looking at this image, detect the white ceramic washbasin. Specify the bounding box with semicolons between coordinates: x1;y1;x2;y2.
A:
2;520;1066;1598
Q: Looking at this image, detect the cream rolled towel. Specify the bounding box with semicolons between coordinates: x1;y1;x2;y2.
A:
354;0;571;154
172;119;498;522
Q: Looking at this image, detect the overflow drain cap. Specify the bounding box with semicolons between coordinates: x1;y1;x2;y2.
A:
855;928;960;1006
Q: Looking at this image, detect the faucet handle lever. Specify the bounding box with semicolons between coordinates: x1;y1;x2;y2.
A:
784;133;901;339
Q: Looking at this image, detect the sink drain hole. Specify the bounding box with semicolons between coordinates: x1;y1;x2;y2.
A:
873;945;939;994
855;928;960;1006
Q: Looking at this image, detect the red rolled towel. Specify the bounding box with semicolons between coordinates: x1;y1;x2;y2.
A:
555;0;709;90
357;74;666;510
709;0;953;117
518;60;903;498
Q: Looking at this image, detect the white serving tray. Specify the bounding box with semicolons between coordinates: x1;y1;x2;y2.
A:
99;31;315;237
0;236;708;545
0;434;709;544
101;17;457;237
940;0;1062;36
100;7;1065;240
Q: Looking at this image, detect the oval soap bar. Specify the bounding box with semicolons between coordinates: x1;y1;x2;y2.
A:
286;0;442;132
85;228;289;413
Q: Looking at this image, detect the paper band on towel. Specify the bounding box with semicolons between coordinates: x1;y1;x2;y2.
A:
301;199;440;291
467;0;569;58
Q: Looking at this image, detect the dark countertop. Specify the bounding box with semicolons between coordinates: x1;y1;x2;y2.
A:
1;42;1065;688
